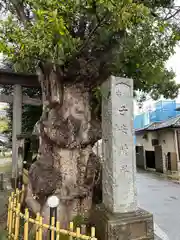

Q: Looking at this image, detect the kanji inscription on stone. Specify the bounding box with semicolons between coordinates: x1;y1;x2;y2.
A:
101;76;137;214
115;82;131;97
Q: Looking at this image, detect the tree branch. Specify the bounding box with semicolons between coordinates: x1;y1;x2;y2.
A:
76;16;87;39
77;11;109;56
64;30;125;88
6;0;32;23
164;7;180;20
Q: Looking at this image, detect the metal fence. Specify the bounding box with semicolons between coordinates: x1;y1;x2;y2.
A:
7;187;97;240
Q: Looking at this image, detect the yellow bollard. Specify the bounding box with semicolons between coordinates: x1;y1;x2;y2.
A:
91;227;96;240
38;216;43;240
8;199;13;238
24;208;29;240
69;222;74;240
11;191;14;199
56;221;60;240
36;213;40;240
14;203;20;239
50;216;55;240
76;227;81;239
20;185;25;205
16;188;20;203
7;196;11;229
12;196;17;232
12;194;16;234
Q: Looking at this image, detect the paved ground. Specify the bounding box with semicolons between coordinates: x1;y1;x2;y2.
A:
137;170;180;240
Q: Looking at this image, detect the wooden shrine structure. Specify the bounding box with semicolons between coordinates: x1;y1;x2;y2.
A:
0;70;41;182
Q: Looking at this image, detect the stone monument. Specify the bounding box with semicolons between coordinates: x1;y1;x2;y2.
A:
91;76;154;240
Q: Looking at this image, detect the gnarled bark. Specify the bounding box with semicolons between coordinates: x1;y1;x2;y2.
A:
25;63;101;228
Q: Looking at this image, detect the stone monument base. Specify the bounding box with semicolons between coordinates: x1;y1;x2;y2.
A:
90;204;154;240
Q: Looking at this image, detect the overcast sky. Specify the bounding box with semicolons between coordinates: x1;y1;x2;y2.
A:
168;0;180;85
167;0;180;85
139;43;180;113
135;0;180;113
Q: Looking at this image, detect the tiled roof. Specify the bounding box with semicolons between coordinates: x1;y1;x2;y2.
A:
135;115;180;133
134;122;157;132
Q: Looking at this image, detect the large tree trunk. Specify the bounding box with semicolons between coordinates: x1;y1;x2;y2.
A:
25;64;101;230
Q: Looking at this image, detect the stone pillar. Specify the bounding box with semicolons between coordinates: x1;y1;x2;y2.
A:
90;76;154;240
101;76;137;213
16;136;25;189
12;85;22;185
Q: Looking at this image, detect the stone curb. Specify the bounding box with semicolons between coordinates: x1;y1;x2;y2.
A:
137;168;180;184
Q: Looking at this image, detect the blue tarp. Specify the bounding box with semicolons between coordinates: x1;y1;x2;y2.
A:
153;109;176;122
134;114;144;129
134;100;178;129
155;100;176;110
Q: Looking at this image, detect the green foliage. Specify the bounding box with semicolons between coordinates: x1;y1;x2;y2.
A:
0;0;149;71
0;119;9;133
0;0;179;100
22;105;42;133
110;17;180;99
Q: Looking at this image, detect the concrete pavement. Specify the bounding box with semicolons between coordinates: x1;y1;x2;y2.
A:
137;170;180;240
